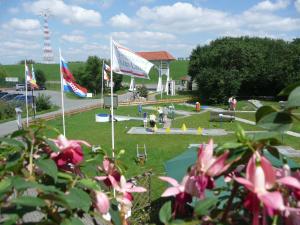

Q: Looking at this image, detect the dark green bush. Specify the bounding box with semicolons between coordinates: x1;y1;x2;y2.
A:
36;94;52;111
137;85;148;98
189;37;300;103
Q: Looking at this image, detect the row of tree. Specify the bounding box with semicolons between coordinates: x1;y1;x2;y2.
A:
188;37;300;103
73;56;123;94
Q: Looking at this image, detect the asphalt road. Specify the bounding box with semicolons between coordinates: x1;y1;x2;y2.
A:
0;90;134;137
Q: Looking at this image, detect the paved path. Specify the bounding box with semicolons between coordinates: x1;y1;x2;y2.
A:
0;90;133;137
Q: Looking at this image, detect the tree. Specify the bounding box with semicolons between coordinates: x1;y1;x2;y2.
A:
19;59;35;64
189;36;300;103
35;69;46;86
73;56;123;94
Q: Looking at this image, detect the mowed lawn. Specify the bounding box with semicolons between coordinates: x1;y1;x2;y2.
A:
45;104;300;200
1;60;189;84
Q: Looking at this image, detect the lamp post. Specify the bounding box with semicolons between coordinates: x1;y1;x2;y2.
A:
15;107;23;130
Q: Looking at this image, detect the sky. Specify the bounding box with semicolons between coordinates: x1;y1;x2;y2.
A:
0;0;300;64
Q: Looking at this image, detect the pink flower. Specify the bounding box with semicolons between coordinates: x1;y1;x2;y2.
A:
190;139;230;198
94;191;110;214
110;175;146;212
159;176;193;217
95;157;121;187
50;135;91;170
235;152;285;225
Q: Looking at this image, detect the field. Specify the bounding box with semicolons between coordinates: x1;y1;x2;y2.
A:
44;103;300;202
1;60;189;84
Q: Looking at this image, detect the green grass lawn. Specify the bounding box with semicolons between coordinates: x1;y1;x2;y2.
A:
44;104;300;202
1;62;84;82
1;60;189;84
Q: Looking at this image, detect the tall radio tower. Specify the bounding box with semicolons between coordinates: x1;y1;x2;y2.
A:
40;9;54;64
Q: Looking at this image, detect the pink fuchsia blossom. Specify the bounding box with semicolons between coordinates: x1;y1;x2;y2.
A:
191;139;231;198
94;191;110;214
95;157;121;187
50;135;90;170
110;175;146;212
235;152;285;225
159;176;193;217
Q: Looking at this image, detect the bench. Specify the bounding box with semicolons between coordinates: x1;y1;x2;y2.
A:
209;111;235;122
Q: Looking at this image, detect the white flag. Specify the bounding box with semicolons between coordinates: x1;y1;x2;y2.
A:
112;40;154;79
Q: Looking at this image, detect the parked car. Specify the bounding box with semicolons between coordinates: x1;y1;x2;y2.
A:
38;85;46;90
0;92;8;98
15;84;34;91
0;93;23;102
13;95;36;105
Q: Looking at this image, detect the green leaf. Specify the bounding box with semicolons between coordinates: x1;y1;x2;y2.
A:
110;200;122;225
65;188;91;212
12;177;38;190
278;82;300;96
285;86;300;109
36;158;58;181
61;217;84;225
10;129;29;138
257;111;293;132
220;142;243;149
0;138;25;149
12;196;46;207
44;139;60;152
255;106;277;123
78;178;100;191
0;178;12;196
57;172;74;181
235;124;247;143
2;214;19;225
247;132;280;142
159;201;172;224
194;197;218;216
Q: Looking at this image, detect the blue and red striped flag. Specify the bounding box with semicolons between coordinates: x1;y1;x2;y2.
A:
60;56;87;98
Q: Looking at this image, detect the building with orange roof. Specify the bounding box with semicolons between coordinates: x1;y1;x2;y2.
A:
136;51;175;94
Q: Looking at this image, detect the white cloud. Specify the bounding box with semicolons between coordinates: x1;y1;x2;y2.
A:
2;18;40;30
295;0;300;12
2;39;40;50
242;9;300;32
251;0;290;12
109;13;137;28
136;2;239;33
112;31;176;45
24;0;101;26
134;1;299;35
62;34;86;43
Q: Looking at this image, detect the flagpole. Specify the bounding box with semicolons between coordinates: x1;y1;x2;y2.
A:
101;60;104;107
25;60;29;127
110;37;115;159
31;65;36;119
59;48;66;136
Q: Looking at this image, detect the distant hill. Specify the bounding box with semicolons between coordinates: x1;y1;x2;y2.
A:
0;60;189;84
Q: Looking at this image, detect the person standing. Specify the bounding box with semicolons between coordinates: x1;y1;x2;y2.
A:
149;113;156;131
138;104;142;116
143;112;148;128
232;97;237;111
228;96;233;110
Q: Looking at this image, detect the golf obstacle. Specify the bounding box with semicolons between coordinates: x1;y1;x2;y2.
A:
127;127;228;136
95;113;143;122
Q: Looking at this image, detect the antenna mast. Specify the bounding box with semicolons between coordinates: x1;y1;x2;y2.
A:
40;9;54;64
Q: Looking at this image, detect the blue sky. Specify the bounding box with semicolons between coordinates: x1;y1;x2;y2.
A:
0;0;299;64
